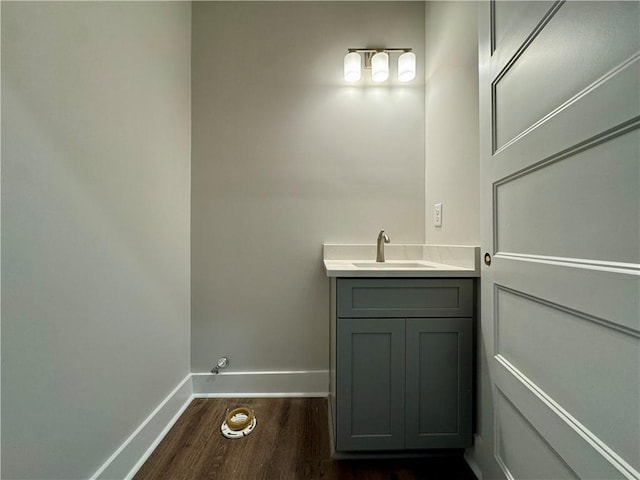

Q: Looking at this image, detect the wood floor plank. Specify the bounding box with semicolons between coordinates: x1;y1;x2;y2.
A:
133;398;477;480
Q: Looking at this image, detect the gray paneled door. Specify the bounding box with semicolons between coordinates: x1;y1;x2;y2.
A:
405;318;472;449
336;318;405;451
479;1;639;479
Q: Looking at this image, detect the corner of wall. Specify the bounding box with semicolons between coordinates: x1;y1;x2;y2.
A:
423;1;480;247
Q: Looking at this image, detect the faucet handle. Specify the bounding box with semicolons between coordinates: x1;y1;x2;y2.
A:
378;229;390;243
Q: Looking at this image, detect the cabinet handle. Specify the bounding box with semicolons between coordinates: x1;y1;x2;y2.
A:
484;253;492;266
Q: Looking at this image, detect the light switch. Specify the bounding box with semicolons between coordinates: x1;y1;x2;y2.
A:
434;203;442;227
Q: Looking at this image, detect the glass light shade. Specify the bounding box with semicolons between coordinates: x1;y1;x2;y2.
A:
344;52;362;82
371;52;389;82
398;51;416;82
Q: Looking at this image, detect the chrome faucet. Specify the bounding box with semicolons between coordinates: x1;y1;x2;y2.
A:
376;230;390;262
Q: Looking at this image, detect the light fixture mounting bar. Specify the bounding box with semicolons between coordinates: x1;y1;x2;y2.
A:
347;48;413;69
347;48;413;53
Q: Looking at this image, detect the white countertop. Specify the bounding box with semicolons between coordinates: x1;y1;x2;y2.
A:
323;244;480;278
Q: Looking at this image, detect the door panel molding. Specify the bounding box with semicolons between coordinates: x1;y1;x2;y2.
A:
495;387;579;480
495;253;640;276
492;1;639;152
490;0;564;152
493;125;640;263
493;115;640;193
490;1;559;59
490;70;640;258
495;53;639;156
490;55;640;181
494;285;640;468
493;257;640;333
495;283;639;339
495;357;638;479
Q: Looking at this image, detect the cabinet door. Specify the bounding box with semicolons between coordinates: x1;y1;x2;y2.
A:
405;317;472;449
336;318;405;451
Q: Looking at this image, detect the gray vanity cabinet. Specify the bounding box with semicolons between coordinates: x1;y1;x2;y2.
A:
333;278;473;452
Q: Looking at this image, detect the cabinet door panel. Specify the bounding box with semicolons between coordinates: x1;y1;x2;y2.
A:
336;318;405;451
405;318;472;449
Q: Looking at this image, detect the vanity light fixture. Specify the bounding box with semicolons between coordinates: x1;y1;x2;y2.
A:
343;48;415;83
343;51;362;82
371;51;389;82
397;51;417;82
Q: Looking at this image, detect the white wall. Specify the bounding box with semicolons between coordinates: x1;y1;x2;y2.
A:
423;4;491;478
1;3;191;478
424;1;480;246
191;2;425;374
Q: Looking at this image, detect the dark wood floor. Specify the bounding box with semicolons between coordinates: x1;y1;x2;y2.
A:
134;398;478;480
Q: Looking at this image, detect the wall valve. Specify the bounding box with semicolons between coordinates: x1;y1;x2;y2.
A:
211;357;229;374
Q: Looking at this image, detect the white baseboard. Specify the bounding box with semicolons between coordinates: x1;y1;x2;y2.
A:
464;450;483;480
90;370;328;479
90;374;193;480
192;370;329;397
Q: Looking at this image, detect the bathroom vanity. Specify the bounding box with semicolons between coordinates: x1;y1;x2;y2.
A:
324;244;480;456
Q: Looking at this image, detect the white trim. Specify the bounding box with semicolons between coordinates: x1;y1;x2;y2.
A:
193;392;327;398
495;452;516;480
89;373;193;480
123;396;193;480
464;452;483;480
192;369;324;376
495;252;640;276
192;370;329;397
89;370;329;479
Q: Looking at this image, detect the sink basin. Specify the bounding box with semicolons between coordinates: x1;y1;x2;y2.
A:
352;262;433;269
